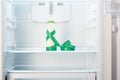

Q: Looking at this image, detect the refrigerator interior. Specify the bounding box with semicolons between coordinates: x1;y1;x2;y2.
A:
2;0;102;80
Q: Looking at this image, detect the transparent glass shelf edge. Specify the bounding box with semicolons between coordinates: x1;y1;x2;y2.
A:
8;65;96;73
14;0;91;2
6;48;98;53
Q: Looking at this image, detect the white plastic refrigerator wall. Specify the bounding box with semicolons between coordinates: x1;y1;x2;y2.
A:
1;0;112;80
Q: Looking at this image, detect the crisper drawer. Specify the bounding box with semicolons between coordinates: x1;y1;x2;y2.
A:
7;72;96;80
14;79;91;80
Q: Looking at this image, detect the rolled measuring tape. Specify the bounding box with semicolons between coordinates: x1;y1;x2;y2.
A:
61;40;76;51
46;20;75;51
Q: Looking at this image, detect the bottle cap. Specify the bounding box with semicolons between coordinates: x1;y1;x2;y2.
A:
48;20;55;23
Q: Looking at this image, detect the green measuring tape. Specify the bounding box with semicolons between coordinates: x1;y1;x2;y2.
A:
61;40;76;51
46;30;60;51
46;20;76;51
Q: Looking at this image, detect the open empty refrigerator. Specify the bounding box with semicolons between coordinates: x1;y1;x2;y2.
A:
0;0;113;80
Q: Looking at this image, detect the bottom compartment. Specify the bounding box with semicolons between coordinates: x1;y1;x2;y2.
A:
7;72;96;80
7;65;96;80
15;79;90;80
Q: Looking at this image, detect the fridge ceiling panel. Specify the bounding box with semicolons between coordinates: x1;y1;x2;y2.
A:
31;2;71;23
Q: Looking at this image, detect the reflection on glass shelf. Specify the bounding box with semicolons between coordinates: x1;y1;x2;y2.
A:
8;65;96;73
7;48;98;53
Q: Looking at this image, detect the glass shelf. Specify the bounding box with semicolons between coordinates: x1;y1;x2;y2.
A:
14;0;93;2
6;48;98;54
8;65;96;73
